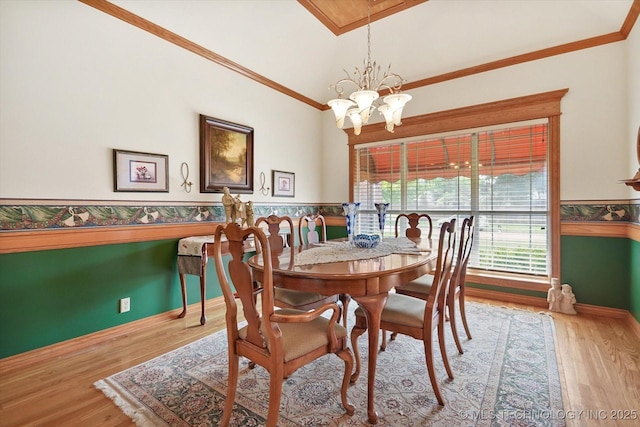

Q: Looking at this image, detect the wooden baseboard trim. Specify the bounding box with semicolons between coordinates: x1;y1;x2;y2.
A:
0;298;226;373
466;287;630;318
573;302;629;318
627;311;640;340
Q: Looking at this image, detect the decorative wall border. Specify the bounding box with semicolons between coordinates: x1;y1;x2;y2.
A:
0;200;346;232
560;201;639;223
1;199;638;254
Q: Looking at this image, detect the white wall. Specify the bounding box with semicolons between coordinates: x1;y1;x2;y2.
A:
0;1;323;204
1;1;634;206
321;41;631;202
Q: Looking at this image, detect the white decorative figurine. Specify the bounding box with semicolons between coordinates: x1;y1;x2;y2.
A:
559;284;577;314
547;278;563;312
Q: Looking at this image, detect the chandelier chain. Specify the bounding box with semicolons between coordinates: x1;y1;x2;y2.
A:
367;0;372;66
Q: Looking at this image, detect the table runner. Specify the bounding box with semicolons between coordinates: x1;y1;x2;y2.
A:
293;237;422;266
177;235;214;276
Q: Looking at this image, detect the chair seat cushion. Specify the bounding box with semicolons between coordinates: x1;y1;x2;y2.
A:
354;294;426;329
240;308;348;362
274;288;330;306
396;273;434;296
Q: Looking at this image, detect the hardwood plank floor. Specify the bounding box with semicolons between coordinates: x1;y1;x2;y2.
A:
1;297;639;426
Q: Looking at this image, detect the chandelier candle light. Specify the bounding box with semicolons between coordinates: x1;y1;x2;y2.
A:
328;0;411;135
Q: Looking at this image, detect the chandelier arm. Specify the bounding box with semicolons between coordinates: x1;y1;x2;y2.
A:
374;73;405;93
331;77;365;96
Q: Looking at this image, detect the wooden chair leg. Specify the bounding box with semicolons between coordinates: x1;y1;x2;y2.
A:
449;294;464;354
337;348;356;415
266;375;284;427
221;354;239;427
350;322;366;384
424;333;444;406
380;329;387;351
459;290;472;339
438;321;454;380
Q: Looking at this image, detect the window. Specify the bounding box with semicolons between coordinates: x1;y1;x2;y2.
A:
353;121;549;275
346;89;567;281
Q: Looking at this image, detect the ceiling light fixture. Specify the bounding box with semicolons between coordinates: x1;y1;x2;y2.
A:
328;0;411;136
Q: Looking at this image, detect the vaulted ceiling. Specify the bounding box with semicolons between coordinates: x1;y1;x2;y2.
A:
95;0;638;109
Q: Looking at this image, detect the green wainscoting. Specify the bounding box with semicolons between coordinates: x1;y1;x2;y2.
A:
0;227;634;359
0;240;224;358
631;238;640;322
561;235;631;310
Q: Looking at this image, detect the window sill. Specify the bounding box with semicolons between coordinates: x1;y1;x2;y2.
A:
466;269;549;292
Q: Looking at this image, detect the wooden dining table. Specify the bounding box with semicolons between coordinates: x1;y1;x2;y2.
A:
248;238;437;424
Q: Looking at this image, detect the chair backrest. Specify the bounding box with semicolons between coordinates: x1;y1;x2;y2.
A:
255;215;295;269
213;223;276;352
298;213;327;245
450;216;475;291
425;219;457;317
255;215;294;252
395;212;433;240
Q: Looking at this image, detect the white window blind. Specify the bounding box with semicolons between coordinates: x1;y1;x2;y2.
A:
353;122;549;275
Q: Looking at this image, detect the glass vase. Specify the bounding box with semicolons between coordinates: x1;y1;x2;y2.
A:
375;203;389;238
342;202;360;244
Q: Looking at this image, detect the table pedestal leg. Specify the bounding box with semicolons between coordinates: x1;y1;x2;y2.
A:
178;273;187;319
353;293;388;425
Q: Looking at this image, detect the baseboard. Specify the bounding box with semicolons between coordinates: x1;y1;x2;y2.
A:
627;311;640;340
466;287;629;318
0;298;226;373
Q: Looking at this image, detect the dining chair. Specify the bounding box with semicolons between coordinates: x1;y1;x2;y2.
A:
350;220;457;406
213;222;355;426
394;216;475;354
395;212;433;240
256;215;340;313
298;213;327;245
297;213;351;326
379;211;434;348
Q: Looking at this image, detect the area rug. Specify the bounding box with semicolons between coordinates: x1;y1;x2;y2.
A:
95;302;564;426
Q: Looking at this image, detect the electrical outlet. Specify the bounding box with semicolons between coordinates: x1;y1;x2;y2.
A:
119;297;130;313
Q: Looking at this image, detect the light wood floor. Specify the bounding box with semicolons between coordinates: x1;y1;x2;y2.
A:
1;296;639;426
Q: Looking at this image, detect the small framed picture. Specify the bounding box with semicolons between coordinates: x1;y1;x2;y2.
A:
113;149;169;192
272;170;295;197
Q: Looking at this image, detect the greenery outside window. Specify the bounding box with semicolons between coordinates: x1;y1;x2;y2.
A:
353;121;549;275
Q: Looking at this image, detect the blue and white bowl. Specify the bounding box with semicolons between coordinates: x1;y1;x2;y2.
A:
353;233;381;248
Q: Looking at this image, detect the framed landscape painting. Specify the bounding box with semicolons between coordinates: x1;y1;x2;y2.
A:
199;115;254;193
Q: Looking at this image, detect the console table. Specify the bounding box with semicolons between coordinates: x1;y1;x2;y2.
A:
177;235;215;325
177;230;288;324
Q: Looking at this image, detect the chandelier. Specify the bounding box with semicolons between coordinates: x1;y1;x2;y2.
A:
328;0;411;136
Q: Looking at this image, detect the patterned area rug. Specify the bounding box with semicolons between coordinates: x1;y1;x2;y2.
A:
95;302;564;426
